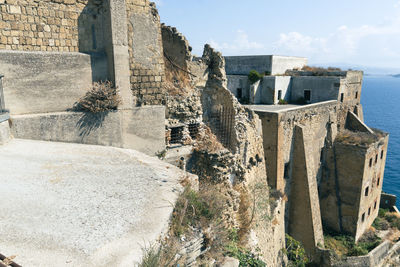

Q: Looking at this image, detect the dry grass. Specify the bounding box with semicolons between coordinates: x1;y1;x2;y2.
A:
194;126;225;153
72;81;121;113
301;66;342;72
164;55;192;96
336;129;378;146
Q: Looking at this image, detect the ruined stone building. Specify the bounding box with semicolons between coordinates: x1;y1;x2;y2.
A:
0;0;392;266
226;57;389;253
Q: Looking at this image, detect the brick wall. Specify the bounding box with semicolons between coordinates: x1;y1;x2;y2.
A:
126;0;165;105
0;0;166;107
0;0;106;52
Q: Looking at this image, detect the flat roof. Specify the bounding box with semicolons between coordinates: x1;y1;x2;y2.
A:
0;139;186;266
224;55;307;59
245;100;338;114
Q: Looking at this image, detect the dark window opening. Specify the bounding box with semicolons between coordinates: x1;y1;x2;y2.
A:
368;207;371;216
170;126;184;144
255;154;262;163
375;154;378;164
189;123;200;140
249;157;256;166
91;24;97;50
381;150;384;159
340;93;344;102
369;158;373;167
362;212;365;222
278;90;282;100
237;88;242;99
284;162;290;179
304;90;311;102
365;186;369;197
377;177;380;186
355;91;358;99
374;200;377;210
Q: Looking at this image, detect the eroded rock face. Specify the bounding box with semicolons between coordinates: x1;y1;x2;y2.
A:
161;21;286;266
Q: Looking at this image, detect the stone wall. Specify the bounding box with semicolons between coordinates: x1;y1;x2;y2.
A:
10;106;166;155
319;127;389;241
289;71;363;106
225;55;307;76
0;0;105;53
126;0;165;105
0;50;94;115
226;75;249;101
254;101;338;191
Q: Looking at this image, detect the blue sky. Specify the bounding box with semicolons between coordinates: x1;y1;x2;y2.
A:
155;0;400;70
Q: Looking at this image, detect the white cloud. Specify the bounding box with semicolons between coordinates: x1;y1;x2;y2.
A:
153;0;164;7
208;30;264;54
274;15;400;65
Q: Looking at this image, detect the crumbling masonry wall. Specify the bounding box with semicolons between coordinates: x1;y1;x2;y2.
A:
126;0;165;105
0;0;104;53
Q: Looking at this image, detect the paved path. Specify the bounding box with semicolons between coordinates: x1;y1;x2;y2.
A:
0;139;187;267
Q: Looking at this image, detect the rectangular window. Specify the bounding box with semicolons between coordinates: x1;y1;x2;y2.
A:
368;207;371;216
355;91;358;99
278;90;282;100
377;177;380;186
304;90;311;102
381;150;384;159
340;93;344;102
170;126;184;145
375;154;378;164
237;88;242;99
362;213;365;222
369;158;373;167
374;200;377;210
188;123;200;140
365;186;369;197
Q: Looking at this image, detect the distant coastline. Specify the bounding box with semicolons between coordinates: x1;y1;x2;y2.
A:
391;74;400;78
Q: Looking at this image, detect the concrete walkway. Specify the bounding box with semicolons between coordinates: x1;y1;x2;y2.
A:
0;139;188;266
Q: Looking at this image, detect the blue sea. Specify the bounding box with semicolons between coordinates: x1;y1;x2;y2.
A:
362;76;400;207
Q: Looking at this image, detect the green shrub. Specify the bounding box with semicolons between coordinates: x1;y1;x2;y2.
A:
372;217;390;230
324;230;381;258
225;229;266;267
347;245;368;256
73;81;121;113
283;234;309;266
278;99;288;105
379;208;388;218
138;244;178;267
248;70;264;84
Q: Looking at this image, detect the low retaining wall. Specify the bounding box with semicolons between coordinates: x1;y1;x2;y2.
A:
332;240;392;267
0;50;96;115
10;106;165;156
0;120;11;145
381;192;397;210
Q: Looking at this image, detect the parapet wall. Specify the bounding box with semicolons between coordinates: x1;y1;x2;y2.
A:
126;0;165;105
0;0;104;53
0;0;166;108
10;106;166;155
0;50;94;115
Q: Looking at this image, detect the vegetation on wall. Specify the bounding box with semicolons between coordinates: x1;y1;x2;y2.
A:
335;129;378;146
282;234;309;266
72;81;121;113
324;229;381;258
248;70;264;84
373;208;400;231
278;99;288;105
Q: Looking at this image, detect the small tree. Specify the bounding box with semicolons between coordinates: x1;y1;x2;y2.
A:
248;70;263;84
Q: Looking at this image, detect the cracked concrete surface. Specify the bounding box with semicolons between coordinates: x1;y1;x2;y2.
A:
0;139;187;267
